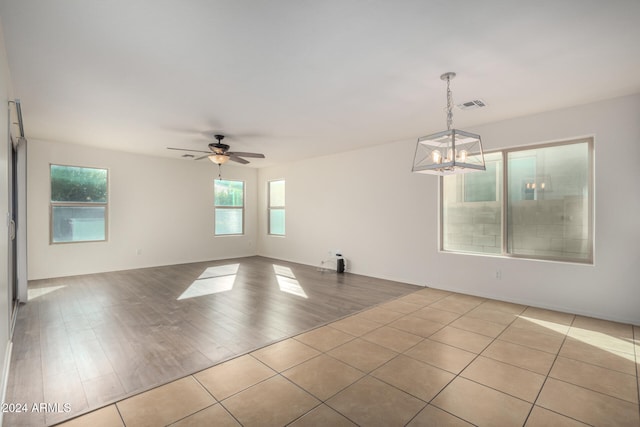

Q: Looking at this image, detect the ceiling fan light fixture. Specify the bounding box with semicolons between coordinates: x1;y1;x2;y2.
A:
412;72;486;175
167;133;264;166
209;154;230;164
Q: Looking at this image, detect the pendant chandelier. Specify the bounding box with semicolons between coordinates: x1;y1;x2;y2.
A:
412;72;485;175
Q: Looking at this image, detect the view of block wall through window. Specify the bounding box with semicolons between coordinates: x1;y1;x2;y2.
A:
268;179;285;235
441;138;593;263
443;152;502;254
214;179;244;235
507;142;592;260
50;164;108;243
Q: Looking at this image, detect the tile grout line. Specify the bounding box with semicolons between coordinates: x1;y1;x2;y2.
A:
155;369;228;424
272;372;325;425
237;345;355;425
523;312;588;427
202;354;279;403
423;301;525;426
550;329;640;404
315;296;526;426
362;296;545;426
525;311;574;424
268;291;451;426
426;299;534;423
114;403;126;427
307;324;419;426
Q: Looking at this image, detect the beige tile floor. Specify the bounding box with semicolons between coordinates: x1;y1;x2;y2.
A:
57;288;640;427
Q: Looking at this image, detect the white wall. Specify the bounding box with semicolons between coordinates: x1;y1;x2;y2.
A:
258;94;640;325
24;94;640;324
0;17;13;415
258;142;434;281
28;140;258;279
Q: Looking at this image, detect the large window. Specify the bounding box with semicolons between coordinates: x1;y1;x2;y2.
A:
214;179;244;235
268;180;285;235
50;164;108;243
442;138;593;263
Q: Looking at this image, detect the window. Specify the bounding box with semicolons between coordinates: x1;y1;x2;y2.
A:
443;152;503;254
441;138;593;263
214;179;244;235
50;164;108;243
268;180;285;235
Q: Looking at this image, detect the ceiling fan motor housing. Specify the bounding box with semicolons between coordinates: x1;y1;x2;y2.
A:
167;132;264;164
209;143;230;154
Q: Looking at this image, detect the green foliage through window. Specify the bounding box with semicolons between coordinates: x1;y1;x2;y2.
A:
214;180;244;207
51;165;107;202
50;164;108;243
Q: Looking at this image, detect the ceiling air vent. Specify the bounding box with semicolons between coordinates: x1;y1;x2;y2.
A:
457;99;487;110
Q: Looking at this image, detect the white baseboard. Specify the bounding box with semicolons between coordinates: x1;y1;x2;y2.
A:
426;284;640;326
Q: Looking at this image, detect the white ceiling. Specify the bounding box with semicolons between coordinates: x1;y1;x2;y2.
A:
1;0;639;167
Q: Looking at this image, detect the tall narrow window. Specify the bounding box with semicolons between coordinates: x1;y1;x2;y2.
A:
214;179;244;235
441;138;593;263
50;164;108;243
268;180;285;235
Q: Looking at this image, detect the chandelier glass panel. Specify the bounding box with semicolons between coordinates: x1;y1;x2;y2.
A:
412;72;486;175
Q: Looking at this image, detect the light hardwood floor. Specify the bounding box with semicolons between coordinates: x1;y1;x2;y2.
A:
4;256;420;426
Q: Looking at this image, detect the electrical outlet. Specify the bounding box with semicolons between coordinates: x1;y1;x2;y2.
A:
495;270;502;279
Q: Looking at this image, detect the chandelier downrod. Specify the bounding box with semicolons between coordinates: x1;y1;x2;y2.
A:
440;72;456;131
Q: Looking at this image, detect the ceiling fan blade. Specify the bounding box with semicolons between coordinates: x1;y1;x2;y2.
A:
227;151;265;158
167;147;211;154
194;154;211;160
229;155;250;164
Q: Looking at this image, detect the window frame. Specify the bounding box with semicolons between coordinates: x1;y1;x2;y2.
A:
268;179;285;236
214;179;245;236
440;137;594;264
49;163;109;244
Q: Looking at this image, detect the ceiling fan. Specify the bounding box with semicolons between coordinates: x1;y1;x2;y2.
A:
167;134;265;165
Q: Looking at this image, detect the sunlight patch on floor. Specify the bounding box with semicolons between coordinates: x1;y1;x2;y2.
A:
28;285;66;300
518;315;636;362
567;327;637;359
273;265;307;298
517;316;570;335
178;264;239;300
198;264;240;279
